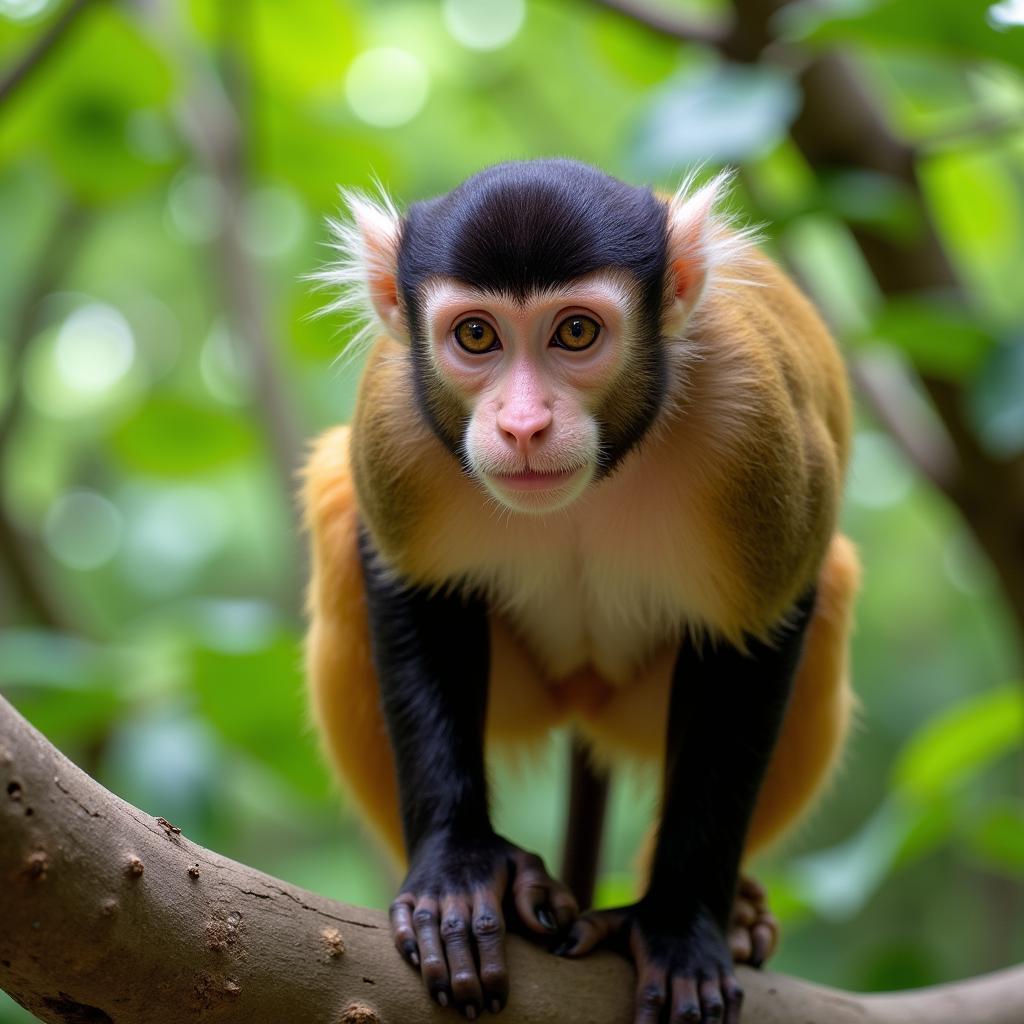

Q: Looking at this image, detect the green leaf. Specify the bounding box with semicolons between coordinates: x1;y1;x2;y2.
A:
249;0;359;94
860;297;994;378
921;151;1024;321
788;797;933;919
0;629;101;689
191;634;325;800
789;0;1024;73
968;333;1024;458
0;630;127;750
588;8;680;87
893;685;1024;801
631;64;800;172
964;799;1024;873
0;7;177;200
256;92;397;208
818;170;923;241
110;396;256;476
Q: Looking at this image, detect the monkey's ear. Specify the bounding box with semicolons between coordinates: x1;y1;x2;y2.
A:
318;187;407;343
663;170;748;333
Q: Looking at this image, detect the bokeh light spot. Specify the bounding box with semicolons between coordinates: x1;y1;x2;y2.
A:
200;321;251;405
345;48;429;128
242;185;307;259
121;485;229;594
166;172;224;244
0;0;51;20
443;0;525;50
989;0;1024;27
54;303;135;397
44;490;123;571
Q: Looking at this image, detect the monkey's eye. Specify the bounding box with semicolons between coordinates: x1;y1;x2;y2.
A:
553;315;600;351
454;318;500;354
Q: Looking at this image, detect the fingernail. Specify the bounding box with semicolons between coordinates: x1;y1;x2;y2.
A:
465;1006;477;1021
552;941;574;957
410;951;420;967
537;907;557;931
490;999;502;1014
437;992;449;1007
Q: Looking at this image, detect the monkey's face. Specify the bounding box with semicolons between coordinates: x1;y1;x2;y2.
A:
420;272;642;514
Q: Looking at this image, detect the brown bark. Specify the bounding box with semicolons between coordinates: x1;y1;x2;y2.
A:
2;694;1023;1024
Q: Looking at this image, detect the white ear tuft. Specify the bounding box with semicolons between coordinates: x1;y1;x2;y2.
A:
664;168;757;326
310;182;405;357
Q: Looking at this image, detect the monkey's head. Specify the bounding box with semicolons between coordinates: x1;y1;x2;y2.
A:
328;159;747;515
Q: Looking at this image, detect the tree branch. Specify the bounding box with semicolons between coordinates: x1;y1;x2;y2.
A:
0;0;99;109
2;694;1023;1023
0;204;90;632
132;1;307;618
849;353;960;493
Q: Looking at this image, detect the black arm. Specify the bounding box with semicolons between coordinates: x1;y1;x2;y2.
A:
359;526;577;1018
645;589;817;932
357;525;492;856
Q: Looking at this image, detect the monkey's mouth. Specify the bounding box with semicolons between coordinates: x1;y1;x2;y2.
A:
488;468;581;492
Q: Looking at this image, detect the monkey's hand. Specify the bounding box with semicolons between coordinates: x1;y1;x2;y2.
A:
555;901;744;1024
390;831;578;1017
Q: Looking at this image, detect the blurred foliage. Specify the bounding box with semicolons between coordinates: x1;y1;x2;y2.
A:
2;0;1024;1019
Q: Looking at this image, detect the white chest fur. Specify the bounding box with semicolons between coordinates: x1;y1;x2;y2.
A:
443;432;726;685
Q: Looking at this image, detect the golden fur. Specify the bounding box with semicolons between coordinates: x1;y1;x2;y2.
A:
304;243;858;865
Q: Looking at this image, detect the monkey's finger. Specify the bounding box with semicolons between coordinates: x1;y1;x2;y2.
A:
730;896;756;928
698;975;724;1022
471;889;509;1015
727;922;752;964
510;857;559;934
511;877;556;935
548;881;579;931
389;894;420;966
720;972;744;1024
737;875;766;904
632;959;668;1024
749;917;778;968
509;852;577;935
669;974;701;1024
412;896;451;1007
552;907;628;957
439;893;482;1019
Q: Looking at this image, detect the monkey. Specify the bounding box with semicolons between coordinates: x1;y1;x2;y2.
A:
304;159;859;1024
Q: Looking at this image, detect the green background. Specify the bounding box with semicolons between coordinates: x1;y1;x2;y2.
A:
2;0;1023;1018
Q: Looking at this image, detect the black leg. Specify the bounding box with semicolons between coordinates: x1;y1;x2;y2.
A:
560;734;610;910
556;589;818;1024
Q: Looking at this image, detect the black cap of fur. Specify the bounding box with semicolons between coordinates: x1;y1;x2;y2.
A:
398;159;668;304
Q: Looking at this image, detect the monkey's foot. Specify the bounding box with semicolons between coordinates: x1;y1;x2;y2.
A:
556;902;744;1024
727;875;778;968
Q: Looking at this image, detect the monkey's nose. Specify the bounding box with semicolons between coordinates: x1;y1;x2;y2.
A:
497;407;552;455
